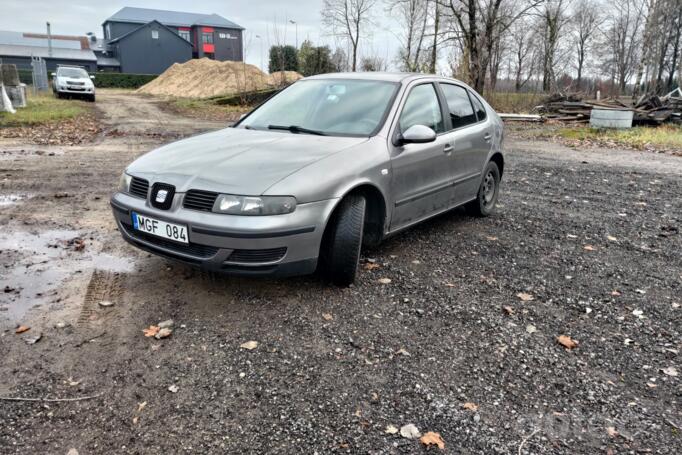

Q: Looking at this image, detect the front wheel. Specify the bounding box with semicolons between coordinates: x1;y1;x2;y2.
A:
322;194;366;286
466;161;500;217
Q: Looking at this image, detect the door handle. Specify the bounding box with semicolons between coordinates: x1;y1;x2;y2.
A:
443;144;453;154
483;133;492;142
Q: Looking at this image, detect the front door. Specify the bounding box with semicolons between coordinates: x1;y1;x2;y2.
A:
389;83;453;230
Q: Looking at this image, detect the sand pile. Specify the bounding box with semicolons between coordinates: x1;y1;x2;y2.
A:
137;59;302;99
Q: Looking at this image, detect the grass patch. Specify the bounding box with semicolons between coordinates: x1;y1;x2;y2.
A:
484;91;543;114
0;91;90;127
557;125;682;150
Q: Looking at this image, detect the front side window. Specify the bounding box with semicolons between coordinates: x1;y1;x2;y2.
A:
398;84;445;134
202;32;214;44
239;79;399;137
440;83;477;129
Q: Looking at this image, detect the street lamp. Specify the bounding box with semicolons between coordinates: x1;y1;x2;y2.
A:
289;20;298;49
255;34;264;72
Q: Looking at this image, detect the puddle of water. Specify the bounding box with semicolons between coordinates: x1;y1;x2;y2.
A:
0;194;30;207
0;229;135;323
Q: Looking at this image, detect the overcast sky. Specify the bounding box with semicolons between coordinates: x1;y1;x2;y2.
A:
1;0;402;72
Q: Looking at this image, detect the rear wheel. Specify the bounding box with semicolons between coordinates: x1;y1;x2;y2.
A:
466;161;500;217
322;194;366;286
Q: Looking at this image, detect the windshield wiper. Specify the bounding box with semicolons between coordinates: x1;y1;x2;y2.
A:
267;124;327;136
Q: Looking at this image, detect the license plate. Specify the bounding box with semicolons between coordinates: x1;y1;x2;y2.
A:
132;212;188;244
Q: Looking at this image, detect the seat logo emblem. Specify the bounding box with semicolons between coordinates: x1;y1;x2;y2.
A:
155;189;168;203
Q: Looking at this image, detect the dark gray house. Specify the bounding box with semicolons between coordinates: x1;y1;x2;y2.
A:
0;30;97;72
100;7;244;74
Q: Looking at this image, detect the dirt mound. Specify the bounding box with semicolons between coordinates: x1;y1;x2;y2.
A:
137;59;302;99
268;71;303;87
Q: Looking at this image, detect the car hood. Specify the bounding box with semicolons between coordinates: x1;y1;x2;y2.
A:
127;128;368;195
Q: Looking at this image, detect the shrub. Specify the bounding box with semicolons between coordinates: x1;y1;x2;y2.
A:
92;73;157;89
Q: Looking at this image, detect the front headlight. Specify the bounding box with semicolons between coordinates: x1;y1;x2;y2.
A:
214;194;296;215
118;172;132;192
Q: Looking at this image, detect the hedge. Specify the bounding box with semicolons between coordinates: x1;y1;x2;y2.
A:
92;73;157;89
18;69;34;85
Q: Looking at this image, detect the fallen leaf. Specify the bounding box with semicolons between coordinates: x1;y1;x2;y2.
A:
364;262;381;270
240;340;258;350
411;260;421;265
420;432;445;450
646;382;657;388
137;401;147;412
385;424;399;434
396;348;410;356
503;305;514;315
24;333;42;344
400;423;421;439
557;335;578;350
661;366;678;377
378;278;392;284
583;245;596;251
567;234;578;239
132;416;139;425
526;324;537;334
98;300;114;308
443;282;456;288
143;326;160;337
485;236;499;241
635;289;646;294
611;290;621;296
632;309;644;319
66;377;80;386
322;313;333;321
606;426;618;437
607;235;618;242
516;292;534;302
15;325;30;334
168;384;179;393
462;402;479;411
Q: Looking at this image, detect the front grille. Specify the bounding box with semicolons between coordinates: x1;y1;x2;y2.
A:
68;81;85;86
184;190;218;212
226;247;287;264
121;222;219;259
129;177;149;199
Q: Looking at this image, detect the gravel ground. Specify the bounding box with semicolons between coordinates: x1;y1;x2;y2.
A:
0;94;680;454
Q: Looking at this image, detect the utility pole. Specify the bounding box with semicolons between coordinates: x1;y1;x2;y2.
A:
289;20;298;49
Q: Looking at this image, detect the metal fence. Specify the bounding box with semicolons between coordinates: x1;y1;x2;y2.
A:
31;57;48;92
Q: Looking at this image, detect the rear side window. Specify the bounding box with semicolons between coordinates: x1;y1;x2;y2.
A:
399;84;445;134
440;83;477;129
469;92;487;121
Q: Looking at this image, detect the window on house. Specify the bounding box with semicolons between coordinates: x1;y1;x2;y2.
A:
151;30;159;39
202;32;214;44
178;30;191;41
105;23;111;39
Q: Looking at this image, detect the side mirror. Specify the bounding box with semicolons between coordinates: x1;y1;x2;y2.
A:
90;75;95;79
399;125;437;145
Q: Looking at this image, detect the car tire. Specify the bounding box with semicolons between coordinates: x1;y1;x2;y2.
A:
323;194;366;286
89;94;96;102
466;161;500;217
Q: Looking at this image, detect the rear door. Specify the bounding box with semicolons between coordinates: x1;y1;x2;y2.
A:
438;83;493;203
389;83;454;230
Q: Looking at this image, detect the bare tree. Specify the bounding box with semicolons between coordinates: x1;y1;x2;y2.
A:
600;0;646;94
436;0;543;93
322;0;377;71
387;0;430;71
571;0;600;90
537;0;571;92
508;17;538;91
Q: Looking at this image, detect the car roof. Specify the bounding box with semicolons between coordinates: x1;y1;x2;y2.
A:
304;72;466;85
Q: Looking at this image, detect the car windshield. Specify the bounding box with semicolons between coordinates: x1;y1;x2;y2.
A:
239;79;399;137
58;68;88;78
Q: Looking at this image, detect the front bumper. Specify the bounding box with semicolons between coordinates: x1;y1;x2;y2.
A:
110;191;338;277
56;87;94;94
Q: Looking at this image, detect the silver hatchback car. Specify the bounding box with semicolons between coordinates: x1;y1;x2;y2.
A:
111;73;504;285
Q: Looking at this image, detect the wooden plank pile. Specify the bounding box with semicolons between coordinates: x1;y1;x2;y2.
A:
533;89;682;125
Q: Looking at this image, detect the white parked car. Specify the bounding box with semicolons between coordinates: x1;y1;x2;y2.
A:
51;66;96;102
